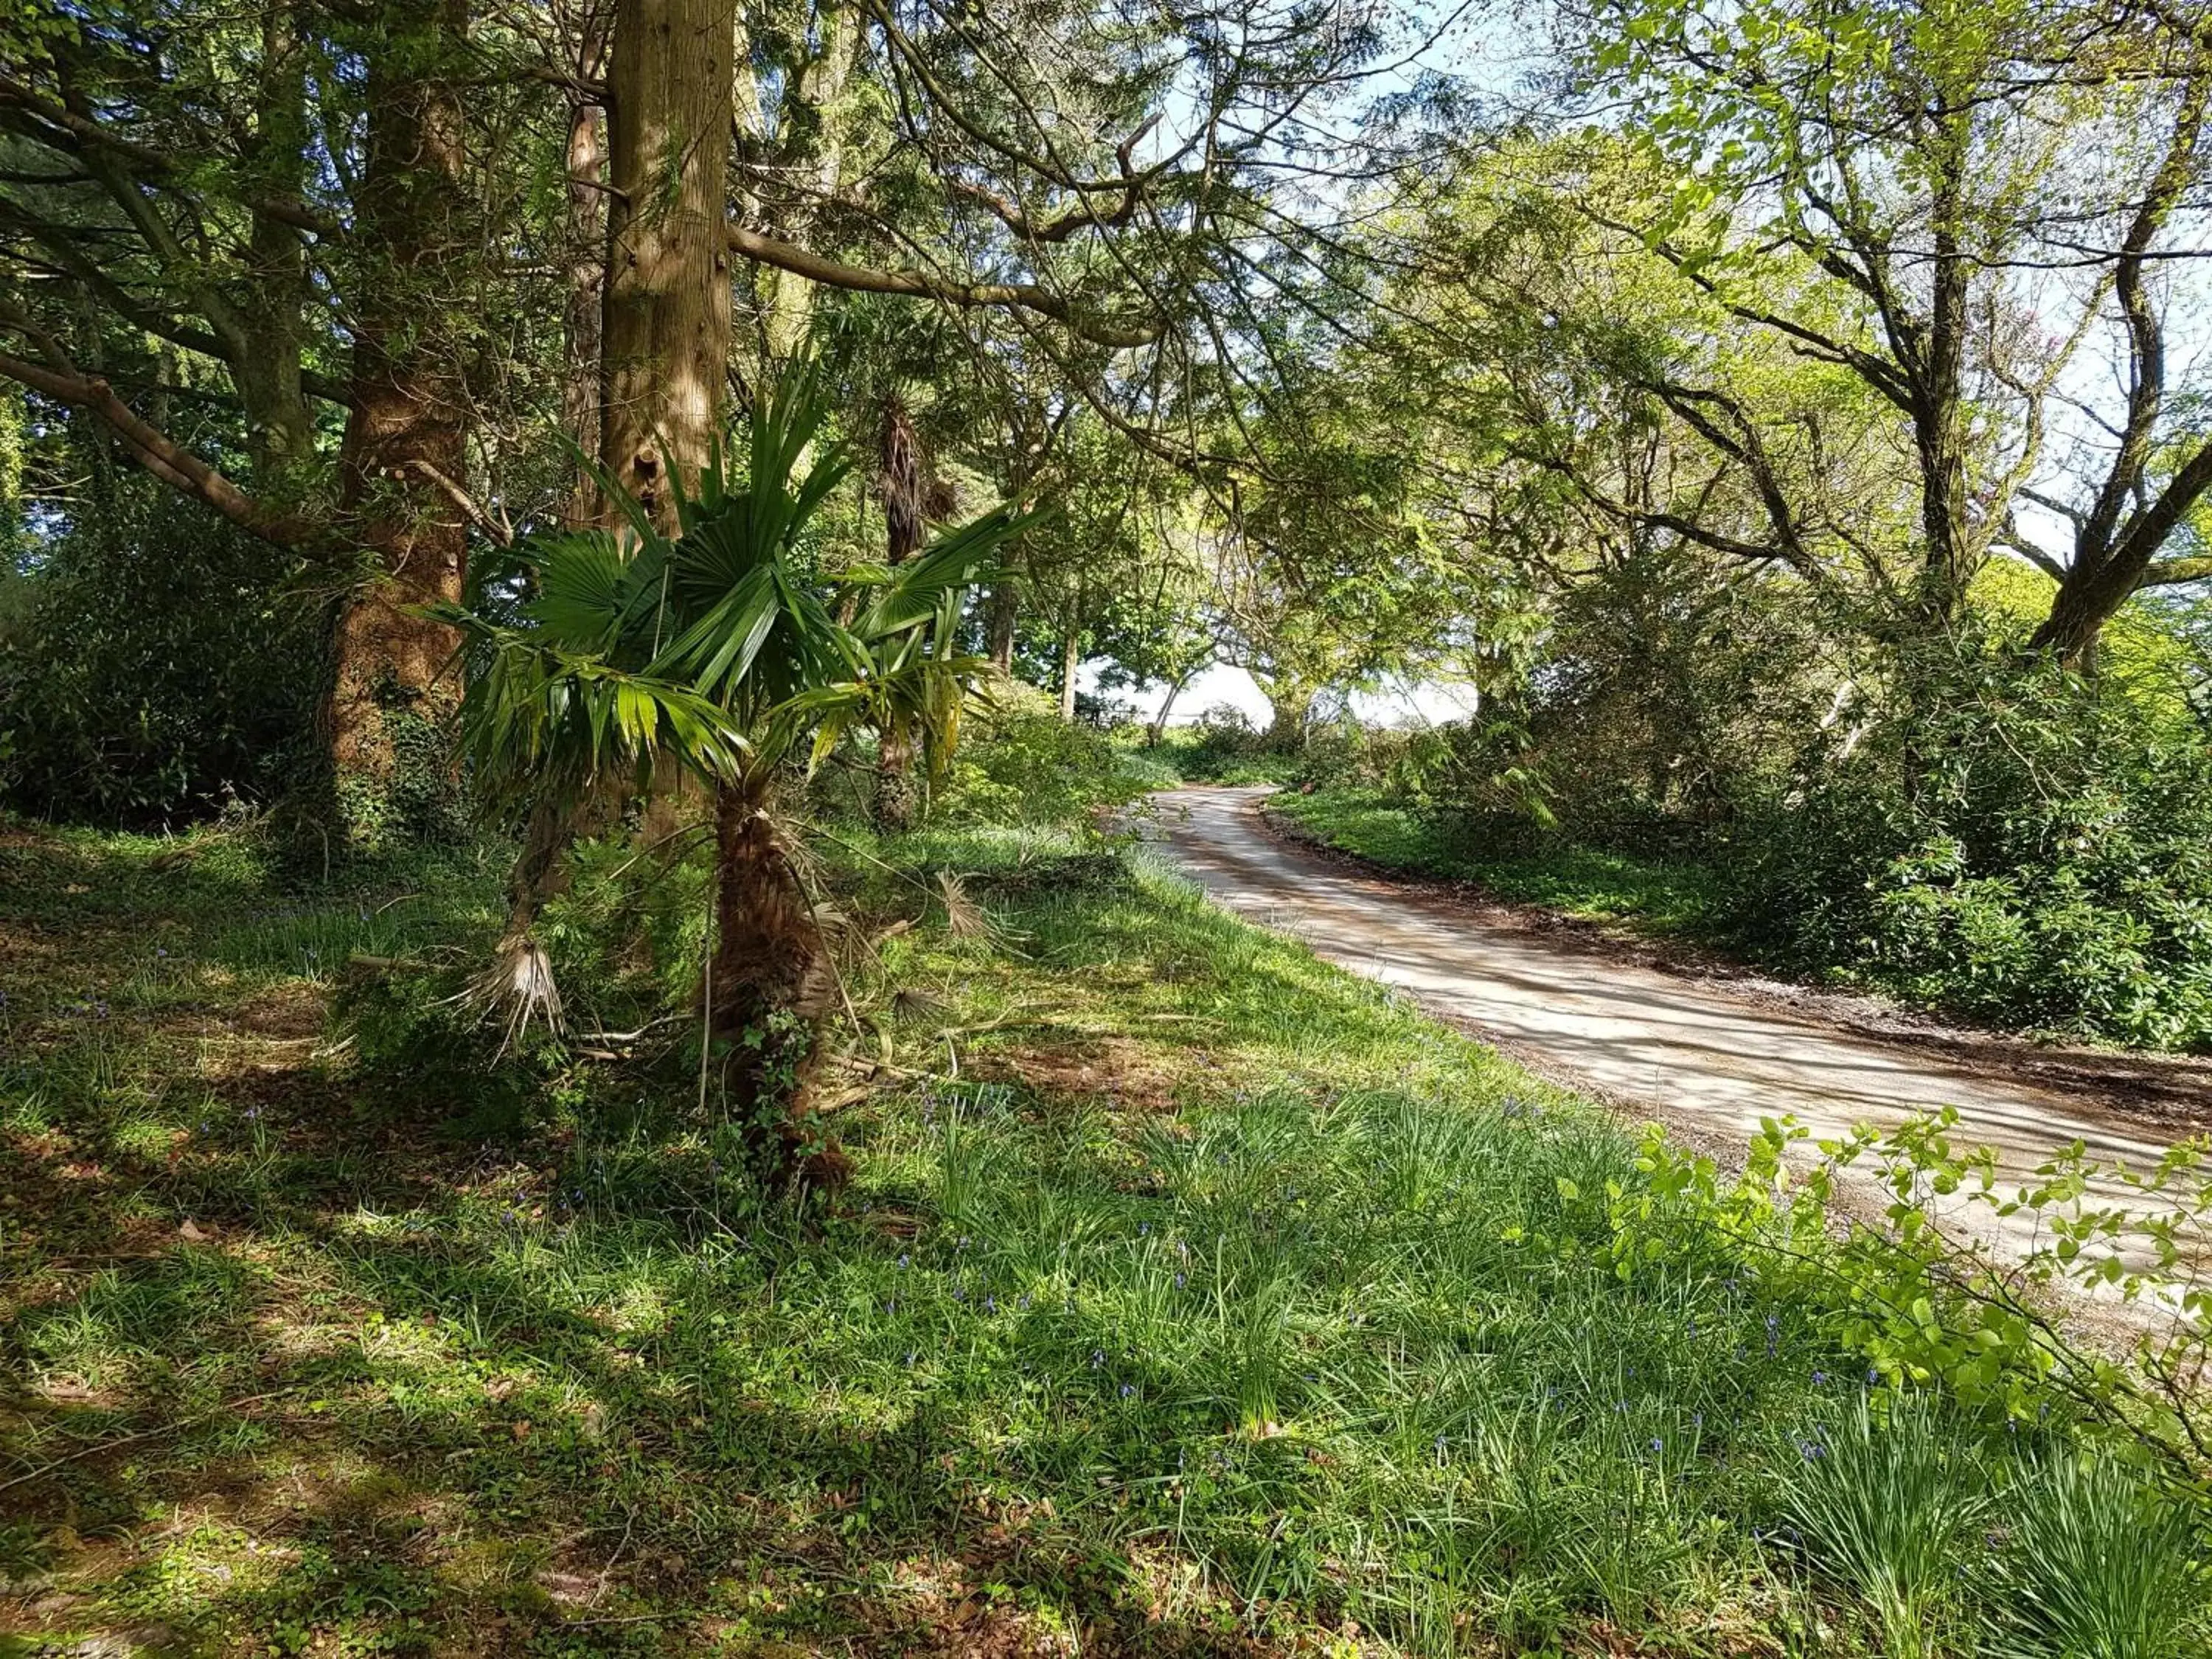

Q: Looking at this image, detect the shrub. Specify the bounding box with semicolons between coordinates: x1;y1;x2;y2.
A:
936;692;1155;825
1730;640;2212;1049
0;481;324;824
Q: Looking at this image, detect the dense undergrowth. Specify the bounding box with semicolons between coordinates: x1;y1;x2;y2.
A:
1265;788;1725;942
1275;578;2212;1053
2;717;2208;1656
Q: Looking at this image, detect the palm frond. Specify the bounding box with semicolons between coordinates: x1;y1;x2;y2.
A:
456;631;748;806
849;504;1041;641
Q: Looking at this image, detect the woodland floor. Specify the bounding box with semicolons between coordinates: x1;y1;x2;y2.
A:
0;813;2188;1656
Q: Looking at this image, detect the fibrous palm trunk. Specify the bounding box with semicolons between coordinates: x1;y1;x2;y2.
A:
710;772;846;1189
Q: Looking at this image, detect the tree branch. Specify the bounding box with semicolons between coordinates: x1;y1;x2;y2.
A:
723;221;1159;347
0;74;341;238
0;344;317;549
2138;556;2212;588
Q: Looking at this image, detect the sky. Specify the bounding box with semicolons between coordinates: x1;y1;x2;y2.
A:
1082;659;1481;728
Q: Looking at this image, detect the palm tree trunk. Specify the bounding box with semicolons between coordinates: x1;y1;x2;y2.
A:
872;734;918;832
710;772;845;1188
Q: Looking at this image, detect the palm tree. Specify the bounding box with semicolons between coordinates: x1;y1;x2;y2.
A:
443;366;1029;1176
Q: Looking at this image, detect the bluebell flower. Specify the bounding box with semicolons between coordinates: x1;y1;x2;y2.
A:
1650;1437;1663;1452
1119;1383;1134;1399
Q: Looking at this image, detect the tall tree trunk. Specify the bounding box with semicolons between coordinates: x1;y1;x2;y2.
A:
1910;159;1977;630
242;0;315;490
324;0;471;849
1059;630;1080;722
872;396;924;830
1262;681;1312;753
757;1;860;365
561;29;610;525
599;0;736;525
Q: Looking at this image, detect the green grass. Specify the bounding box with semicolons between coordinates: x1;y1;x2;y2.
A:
0;815;2202;1655
1114;726;1301;787
1267;787;1728;939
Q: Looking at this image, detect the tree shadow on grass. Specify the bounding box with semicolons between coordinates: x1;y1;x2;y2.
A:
1;1040;1348;1656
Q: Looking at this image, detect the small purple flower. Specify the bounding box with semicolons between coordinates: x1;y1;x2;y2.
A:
1119;1383;1134;1399
1650;1437;1663;1452
1812;1370;1828;1385
1090;1349;1105;1369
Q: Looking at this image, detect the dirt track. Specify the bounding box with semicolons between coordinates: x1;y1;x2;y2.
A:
1144;786;2212;1259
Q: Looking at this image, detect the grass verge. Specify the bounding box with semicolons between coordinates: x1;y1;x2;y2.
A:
0;817;2202;1656
1264;788;1726;940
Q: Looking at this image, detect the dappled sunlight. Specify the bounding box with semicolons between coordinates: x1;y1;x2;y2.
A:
4;814;2206;1655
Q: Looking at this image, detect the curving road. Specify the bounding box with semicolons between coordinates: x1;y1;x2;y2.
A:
1144;786;2207;1262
